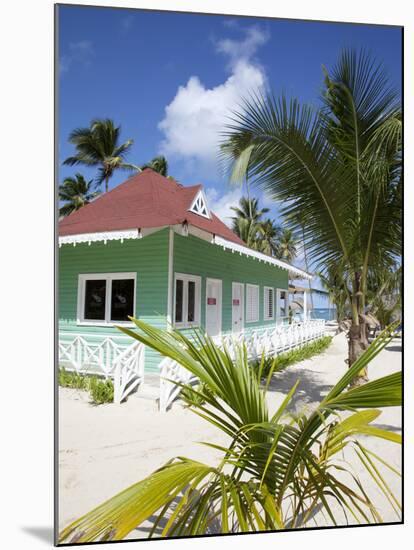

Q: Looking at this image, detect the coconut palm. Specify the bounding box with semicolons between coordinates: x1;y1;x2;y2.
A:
141;155;169;176
366;264;401;328
222;49;401;378
59;319;401;543
258;218;281;256
275;228;298;263
231;196;269;226
63;119;139;192
232;217;262;249
58;173;99;217
317;265;349;323
231;196;270;249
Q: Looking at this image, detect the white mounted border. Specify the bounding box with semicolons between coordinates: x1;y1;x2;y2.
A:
214;236;312;280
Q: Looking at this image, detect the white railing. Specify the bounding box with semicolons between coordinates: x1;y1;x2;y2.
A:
159;320;325;412
221;320;326;360
58;334;145;404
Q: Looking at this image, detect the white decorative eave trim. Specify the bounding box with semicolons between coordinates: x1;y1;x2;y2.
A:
214;236;313;280
59;229;140;246
58;226;170;246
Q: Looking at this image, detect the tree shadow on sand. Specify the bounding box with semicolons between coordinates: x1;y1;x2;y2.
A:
267;368;333;413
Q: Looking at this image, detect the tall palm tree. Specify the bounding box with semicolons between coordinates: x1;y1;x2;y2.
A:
275;228;298;263
222;49;401;378
232;217;261;249
58;173;99;217
231;197;270;250
59;319;401;542
63;119;139;192
231;196;269;225
257;218;281;256
140;155;168;176
317;265;349;323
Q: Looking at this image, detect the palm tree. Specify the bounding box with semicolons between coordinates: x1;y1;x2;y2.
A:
275;228;298;263
232;217;261;249
317;265;349;323
63;119;139;193
222;49;401;379
258;218;281;256
231;196;269;225
58;173;99;217
140;155;168;176
59;319;401;542
366;264;401;328
231;197;270;250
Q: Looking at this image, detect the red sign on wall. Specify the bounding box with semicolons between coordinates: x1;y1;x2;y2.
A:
232;299;240;306
207;298;217;305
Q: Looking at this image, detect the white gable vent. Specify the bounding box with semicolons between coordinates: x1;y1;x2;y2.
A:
188;189;210;219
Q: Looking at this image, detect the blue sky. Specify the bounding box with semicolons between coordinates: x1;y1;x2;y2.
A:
58;5;402;307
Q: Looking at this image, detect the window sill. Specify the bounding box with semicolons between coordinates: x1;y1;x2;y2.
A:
174;323;200;330
76;321;136;328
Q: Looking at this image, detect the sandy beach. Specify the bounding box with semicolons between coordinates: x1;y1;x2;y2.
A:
58;333;402;536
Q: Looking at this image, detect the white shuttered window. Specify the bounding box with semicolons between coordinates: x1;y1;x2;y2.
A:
246;284;259;323
264;287;274;320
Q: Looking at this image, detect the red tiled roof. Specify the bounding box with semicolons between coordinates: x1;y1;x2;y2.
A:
59;169;244;245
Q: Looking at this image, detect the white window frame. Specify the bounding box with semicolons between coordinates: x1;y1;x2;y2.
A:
246;283;260;323
264;286;275;321
174;273;201;328
77;272;136;326
276;288;289;324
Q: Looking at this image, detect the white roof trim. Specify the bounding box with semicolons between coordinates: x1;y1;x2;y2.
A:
214;236;312;280
188;188;210;219
59;229;141;246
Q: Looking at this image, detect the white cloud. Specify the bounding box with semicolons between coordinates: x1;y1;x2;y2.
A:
215;26;269;69
60;40;94;75
158;26;269;175
206;186;243;227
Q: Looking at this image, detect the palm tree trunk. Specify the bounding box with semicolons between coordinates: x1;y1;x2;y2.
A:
348;272;369;385
105;175;109;193
301;224;314;315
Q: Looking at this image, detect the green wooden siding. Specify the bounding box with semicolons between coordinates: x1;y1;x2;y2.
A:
58;229;170;372
59;229;289;374
173;234;289;333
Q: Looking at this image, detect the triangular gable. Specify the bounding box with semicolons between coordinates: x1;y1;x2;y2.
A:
188;188;210;219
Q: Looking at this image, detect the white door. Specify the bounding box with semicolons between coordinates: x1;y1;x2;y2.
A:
232;282;244;333
205;278;222;337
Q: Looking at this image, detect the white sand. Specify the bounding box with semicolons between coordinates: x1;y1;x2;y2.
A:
58;333;402;536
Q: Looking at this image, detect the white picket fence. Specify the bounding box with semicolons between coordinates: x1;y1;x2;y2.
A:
58;334;145;404
159;320;326;413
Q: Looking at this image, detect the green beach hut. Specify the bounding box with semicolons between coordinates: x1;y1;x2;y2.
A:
58;169;320;405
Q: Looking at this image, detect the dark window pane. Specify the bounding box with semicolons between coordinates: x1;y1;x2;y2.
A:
110;279;134;321
84;280;106;320
175;279;183;323
188;281;195;322
279;291;286;317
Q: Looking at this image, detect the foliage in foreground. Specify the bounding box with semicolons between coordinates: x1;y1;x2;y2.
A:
59;321;401;543
250;335;333;379
58;368;114;405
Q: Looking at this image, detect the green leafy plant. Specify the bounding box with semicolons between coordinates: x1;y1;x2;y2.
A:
89;378;114;405
59;320;401;543
58;368;114;405
251;335;333;378
58;367;90;391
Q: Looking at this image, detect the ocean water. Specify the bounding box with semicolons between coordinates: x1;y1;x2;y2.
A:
310;308;337;321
